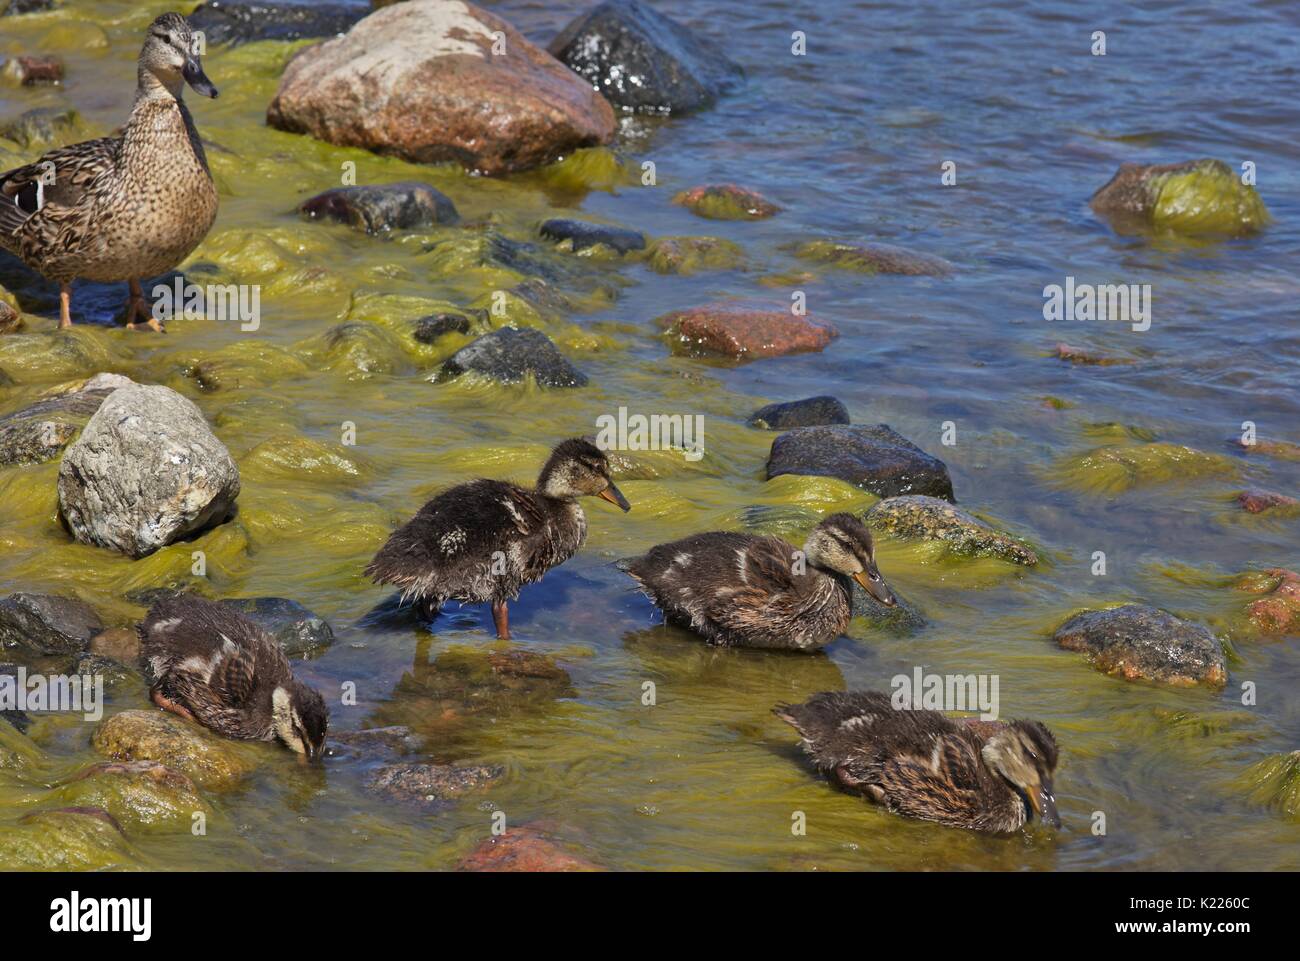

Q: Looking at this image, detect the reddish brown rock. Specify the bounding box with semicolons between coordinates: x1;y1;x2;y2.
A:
657;302;836;361
1237;569;1300;636
1228;437;1300;461
672;184;780;220
1237;489;1298;514
457;825;603;872
266;0;616;175
1052;343;1132;366
1;55;64;86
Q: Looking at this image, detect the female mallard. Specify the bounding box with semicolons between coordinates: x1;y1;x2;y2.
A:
140;594;328;760
0;13;219;332
366;437;631;639
625;513;895;650
774;691;1060;833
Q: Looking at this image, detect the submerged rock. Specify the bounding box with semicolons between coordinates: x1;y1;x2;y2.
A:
0;808;133;871
457;823;603;872
657;302;836;361
1053;442;1235;495
189;0;366;45
767;425;956;501
218;597;335;655
1;54;64;86
645;235;745;275
437;327;588;388
267;0;616;175
89;627;141;664
0;592;102;655
326;725;425;761
0;105;83;149
54;760;208;831
1236;489;1298;514
549;0;743;115
0;299;18;334
365;762;502;807
2;1;58;16
1229;436;1300;462
1053;342;1133;366
865;495;1037;565
0;373;131;467
413;312;477;343
792;240;953;276
1053;605;1227;688
539;219;645;255
1235;568;1300;636
0;664;31;731
91;710;255;788
673;184;780;220
1090;158;1269;236
748;396;849;430
57;384;241;558
299;181;459;234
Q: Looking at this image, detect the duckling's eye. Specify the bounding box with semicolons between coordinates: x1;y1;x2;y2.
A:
868;571;880;582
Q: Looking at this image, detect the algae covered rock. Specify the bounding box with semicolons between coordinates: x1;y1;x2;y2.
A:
865;495;1038;565
53;760;208;831
767;425;956;501
657;302;836;361
299;181;459;234
540;219;645;255
365;761;502;807
1234;568;1300;636
0;808;133;870
189;0;366;45
413;312;479;343
1236;489;1297;514
0;592;102;655
57;384;240;558
748;396;849;430
792;240;953;276
91;710;256;788
457;823;603;872
1090;159;1269;236
672;184;780;220
645;235;745;275
1053;442;1235;495
267;0;616;175
0;106;83;149
0;372;132;467
436;327;588;388
1053;605;1227;688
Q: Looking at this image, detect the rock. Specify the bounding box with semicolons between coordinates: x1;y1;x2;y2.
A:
365;762;502;806
436;327;587;388
0;808;133;871
0;664;31;732
0;593;102;655
548;0;742;115
267;0;616;175
1;54;64;86
91;710;255;787
792;240;953;276
413;312;476;343
1229;436;1300;461
1053;605;1227;688
0;299;19;334
748;396;849;430
326;725;425;761
865;495;1037;565
1235;569;1300;636
0;374;131;467
1053;342;1132;366
657;302;836;361
1090;159;1269;237
646;235;744;274
673;184;780;220
457;824;603;871
767;425;956;501
54;760;208;830
1;0;56;16
299;181;459;234
188;0;366;45
539;219;645;255
67;652;136;687
1053;443;1235;495
0;106;82;149
1237;489;1298;514
218;597;335;655
849;587;927;632
57;384;241;558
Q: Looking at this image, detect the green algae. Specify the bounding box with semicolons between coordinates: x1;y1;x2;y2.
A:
1151;160;1270;236
49;762;211;833
1051;442;1237;495
644;235;746;275
1236;752;1300;821
0;808;136;870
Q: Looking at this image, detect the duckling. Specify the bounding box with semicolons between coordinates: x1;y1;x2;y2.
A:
140;594;328;760
774;691;1060;833
625;513;895;650
365;437;631;639
0;13;219;332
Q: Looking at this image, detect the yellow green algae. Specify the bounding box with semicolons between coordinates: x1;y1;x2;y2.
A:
1150;160;1270;236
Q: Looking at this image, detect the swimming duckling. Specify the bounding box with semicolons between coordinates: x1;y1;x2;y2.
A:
774;691;1060;833
625;513;895;650
366;437;631;639
140;595;328;760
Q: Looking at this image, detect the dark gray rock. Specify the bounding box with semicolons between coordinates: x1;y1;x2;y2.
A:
0;593;102;655
412;312;476;343
767;424;955;501
188;0;366;46
66;652;136;687
365;762;503;807
549;0;743;114
217;597;334;656
748;396;849;430
1053;605;1227;688
0;373;132;467
540;219;646;254
437;327;588;388
299;181;459;234
1;0;56;17
865;495;1038;565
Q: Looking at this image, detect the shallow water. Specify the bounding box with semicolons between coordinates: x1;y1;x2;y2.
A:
0;0;1297;870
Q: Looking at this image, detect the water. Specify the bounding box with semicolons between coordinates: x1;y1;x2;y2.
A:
0;0;1296;870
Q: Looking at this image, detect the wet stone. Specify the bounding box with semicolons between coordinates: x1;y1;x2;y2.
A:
1090;158;1269;237
299;181;459;234
1;54;64;86
188;0;366;45
0;373;130;467
326;725;425;761
0;106;82;149
865;495;1038;565
792;240;953;276
1237;489;1298;514
1235;569;1300;636
748;396;849;430
436;327;588;388
413;312;477;343
91;710;256;788
673;184;780;220
365;762;503;807
658;302;836;361
218;597;335;656
539;219;646;254
1053;605;1227;688
457;823;604;872
767;425;956;501
0;592;102;655
54;760;207;831
0;664;31;732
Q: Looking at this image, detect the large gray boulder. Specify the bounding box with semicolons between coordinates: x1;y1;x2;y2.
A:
0;373;133;467
57;385;240;558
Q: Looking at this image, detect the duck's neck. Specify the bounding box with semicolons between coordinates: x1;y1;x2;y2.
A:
135;66;183;105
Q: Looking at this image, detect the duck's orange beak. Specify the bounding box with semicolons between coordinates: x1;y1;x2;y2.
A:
598;482;631;512
853;569;897;607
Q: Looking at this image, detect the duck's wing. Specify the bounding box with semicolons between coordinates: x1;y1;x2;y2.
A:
774;690;899;768
876;730;997;825
0;136;120;238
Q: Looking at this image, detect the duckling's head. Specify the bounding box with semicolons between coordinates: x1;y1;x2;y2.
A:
981;720;1060;828
139;13;218;100
803;513;896;606
538;438;631;512
271;681;329;762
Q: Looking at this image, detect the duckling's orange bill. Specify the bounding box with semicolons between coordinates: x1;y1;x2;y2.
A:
1028;782;1061;827
852;570;897;607
598;483;631;512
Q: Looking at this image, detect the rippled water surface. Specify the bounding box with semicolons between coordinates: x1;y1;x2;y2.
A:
0;0;1297;870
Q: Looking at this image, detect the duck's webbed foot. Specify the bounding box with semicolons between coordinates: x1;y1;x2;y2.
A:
416;597;441;622
150;687;195;721
124;278;166;333
491;599;510;640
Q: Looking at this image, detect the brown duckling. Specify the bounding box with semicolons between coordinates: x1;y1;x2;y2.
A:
774;691;1060;833
366;437;631;639
140;594;328;760
625;513;895;650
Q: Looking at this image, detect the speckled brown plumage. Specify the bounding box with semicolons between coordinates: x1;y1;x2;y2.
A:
774;691;1060;833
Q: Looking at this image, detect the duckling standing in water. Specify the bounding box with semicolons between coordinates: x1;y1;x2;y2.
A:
0;13;219;331
140;595;328;760
625;513;895;650
774;691;1060;833
366;438;631;639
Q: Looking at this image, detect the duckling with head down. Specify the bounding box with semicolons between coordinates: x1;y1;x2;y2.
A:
140;594;328;760
366;437;631;639
625;513;896;650
774;691;1060;833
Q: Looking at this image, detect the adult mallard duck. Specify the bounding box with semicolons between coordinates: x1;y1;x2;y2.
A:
0;13;219;332
140;594;328;760
625;513;896;650
366;437;631;639
774;691;1060;833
